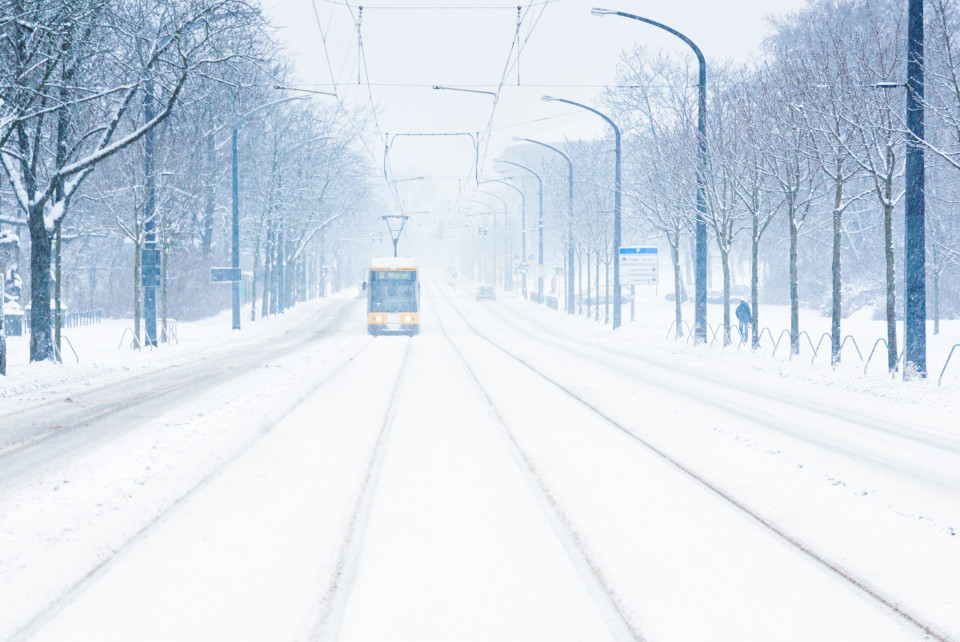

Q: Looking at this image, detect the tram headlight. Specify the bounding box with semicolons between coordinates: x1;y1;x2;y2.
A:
374;315;383;323
404;315;413;323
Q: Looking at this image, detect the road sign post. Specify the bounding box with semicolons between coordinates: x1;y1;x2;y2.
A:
619;247;658;286
620;248;658;323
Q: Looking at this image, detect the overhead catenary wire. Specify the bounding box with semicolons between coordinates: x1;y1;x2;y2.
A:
309;0;394;206
317;0;565;9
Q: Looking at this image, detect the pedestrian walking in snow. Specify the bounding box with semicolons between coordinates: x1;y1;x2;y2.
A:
735;299;751;344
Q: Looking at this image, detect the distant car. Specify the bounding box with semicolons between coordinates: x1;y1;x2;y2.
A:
476;285;496;301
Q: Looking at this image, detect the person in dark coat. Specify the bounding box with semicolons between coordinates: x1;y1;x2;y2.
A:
735;299;751;343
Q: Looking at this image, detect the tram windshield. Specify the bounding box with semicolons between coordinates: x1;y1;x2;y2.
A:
369;271;418;313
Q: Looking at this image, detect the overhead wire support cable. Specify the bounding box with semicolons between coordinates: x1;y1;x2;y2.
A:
310;0;392;203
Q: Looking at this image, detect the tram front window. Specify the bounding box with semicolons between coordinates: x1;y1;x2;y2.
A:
370;279;417;313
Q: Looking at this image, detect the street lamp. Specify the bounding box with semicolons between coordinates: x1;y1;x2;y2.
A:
592;8;707;341
541;95;621;328
480;178;526;293
496;158;545;302
513;136;575;315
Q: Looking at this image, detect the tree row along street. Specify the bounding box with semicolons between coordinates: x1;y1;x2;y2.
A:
1;287;956;641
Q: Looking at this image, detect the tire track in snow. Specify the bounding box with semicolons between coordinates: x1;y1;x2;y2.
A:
436;284;951;642
0;299;361;479
10;336;378;642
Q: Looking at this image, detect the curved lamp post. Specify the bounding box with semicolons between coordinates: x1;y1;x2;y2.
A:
513;137;575;314
541;95;621;328
496;159;544;301
592;7;707;341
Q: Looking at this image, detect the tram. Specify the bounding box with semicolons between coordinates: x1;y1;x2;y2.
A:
367;257;420;336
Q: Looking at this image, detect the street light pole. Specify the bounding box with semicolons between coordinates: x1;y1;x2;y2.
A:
904;0;926;378
231;95;311;330
592;8;706;341
477;191;508;288
496;159;544;302
541;95;621;329
469;206;495;284
481;178;526;293
513;137;575;314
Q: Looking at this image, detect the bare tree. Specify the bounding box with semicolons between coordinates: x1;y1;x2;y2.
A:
1;0;265;362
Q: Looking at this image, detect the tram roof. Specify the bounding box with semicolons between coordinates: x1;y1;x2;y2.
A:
370;257;417;271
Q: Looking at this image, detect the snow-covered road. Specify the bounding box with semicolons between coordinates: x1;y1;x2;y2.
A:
2;287;957;641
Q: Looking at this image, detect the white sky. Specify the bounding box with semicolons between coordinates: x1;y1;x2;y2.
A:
264;0;809;221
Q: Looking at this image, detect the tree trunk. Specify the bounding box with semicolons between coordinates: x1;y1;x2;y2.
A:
751;221;760;350
1;259;6;375
933;269;939;335
721;246;731;346
671;240;683;338
789;202;800;355
161;232;168;343
585;250;591;317
276;226;285;314
251;237;260;322
29;204;54;362
595;253;600;322
263;223;273;317
133;237;142;349
201;113;216;260
54;226;62;360
604;261;610;325
831;179;843;365
884;201;897;372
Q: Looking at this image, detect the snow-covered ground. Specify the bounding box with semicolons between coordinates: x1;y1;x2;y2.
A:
1;282;957;641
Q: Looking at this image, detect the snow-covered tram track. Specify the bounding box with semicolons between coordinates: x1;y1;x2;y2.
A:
311;338;413;641
430;295;644;642
0;300;360;485
435;286;951;642
486;300;960;485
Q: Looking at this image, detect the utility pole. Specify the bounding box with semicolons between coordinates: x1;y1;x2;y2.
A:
904;0;926;378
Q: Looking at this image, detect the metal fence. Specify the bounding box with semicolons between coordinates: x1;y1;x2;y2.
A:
665;320;960;386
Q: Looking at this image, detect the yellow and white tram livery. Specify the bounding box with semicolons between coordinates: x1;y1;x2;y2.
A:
367;257;420;336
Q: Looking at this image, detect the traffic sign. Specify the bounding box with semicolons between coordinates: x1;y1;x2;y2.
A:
619;247;658;286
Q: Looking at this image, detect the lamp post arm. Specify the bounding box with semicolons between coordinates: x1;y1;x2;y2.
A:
541;96;621;141
605;12;705;72
234;95;309;133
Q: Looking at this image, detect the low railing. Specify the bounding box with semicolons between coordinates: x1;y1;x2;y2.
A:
938;344;960;386
62;309;103;328
667;321;957;386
